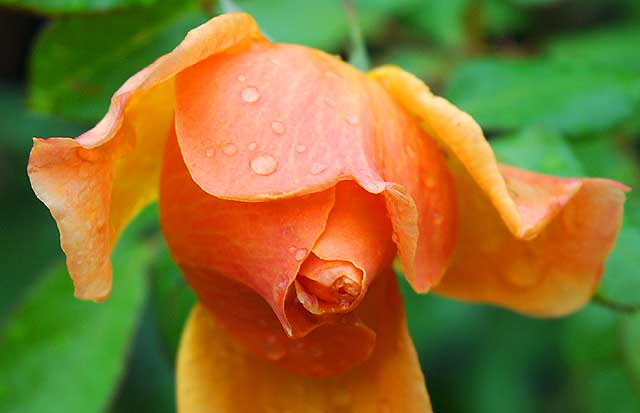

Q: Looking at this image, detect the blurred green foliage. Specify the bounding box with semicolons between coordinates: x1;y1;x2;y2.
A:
0;0;638;412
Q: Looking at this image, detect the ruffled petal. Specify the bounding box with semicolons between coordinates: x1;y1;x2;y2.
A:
27;13;265;301
177;274;431;413
370;66;628;315
436;164;627;316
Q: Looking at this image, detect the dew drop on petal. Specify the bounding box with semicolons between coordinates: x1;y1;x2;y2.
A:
288;245;297;254
433;211;443;225
271;121;286;135
294;248;307;261
270;58;280;65
241;86;260;103
264;335;286;361
238;75;246;82
324;71;338;78
205;148;215;158
248;142;257;151
222;143;237;156
310;162;327;175
345;114;360;125
295;145;306;153
250;154;278;176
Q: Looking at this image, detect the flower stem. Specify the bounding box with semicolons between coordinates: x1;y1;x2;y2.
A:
343;0;370;71
592;293;640;314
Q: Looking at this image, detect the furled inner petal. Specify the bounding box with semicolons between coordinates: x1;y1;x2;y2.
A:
296;255;363;313
289;181;396;316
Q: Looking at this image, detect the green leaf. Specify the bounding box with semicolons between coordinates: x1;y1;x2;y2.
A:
405;0;468;48
598;227;640;308
446;57;639;135
236;0;414;51
150;241;195;358
491;127;585;176
0;0;159;14
29;1;206;123
621;312;640;390
0;237;151;412
562;305;640;413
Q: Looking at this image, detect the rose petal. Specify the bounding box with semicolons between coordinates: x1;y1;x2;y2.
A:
436;164;627;316
27;13;265;301
175;44;456;292
370;66;629;315
160;128;335;336
177;274;431;412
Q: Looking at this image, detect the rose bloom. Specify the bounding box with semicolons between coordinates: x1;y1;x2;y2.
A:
27;13;628;413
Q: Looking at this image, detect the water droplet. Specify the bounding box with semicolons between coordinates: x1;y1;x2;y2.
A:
310;162;327;175
238;75;246;82
391;232;399;243
270;58;280;65
324;71;338;78
250;154;278;176
345;114;360;125
294;248;307;261
222;143;237;156
271;121;285;135
295;145;306;153
288;245;297;254
248;142;257;151
241;86;260;103
324;98;336;107
264;335;286;361
205;148;215;158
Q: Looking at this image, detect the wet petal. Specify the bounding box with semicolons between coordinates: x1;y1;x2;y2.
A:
176;46;456;293
296;181;396;314
27;14;265;301
177;274;431;413
370;66;628;315
436;164;627;316
160;129;334;336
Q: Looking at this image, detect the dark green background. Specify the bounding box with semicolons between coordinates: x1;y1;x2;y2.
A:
0;0;639;412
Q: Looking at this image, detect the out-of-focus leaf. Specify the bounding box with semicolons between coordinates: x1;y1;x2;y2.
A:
109;303;175;413
405;0;468;48
491;127;585;176
29;0;206;123
379;47;449;86
0;84;84;151
0;0;158;14
446;58;639;135
149;240;195;357
563;305;640;413
0;232;152;412
598;227;640;307
547;25;640;70
236;0;413;51
621;312;640;390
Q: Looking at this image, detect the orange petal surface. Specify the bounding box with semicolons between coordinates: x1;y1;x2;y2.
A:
175;42;456;292
177;273;431;413
27;13;265;301
161;130;402;376
371;66;629;315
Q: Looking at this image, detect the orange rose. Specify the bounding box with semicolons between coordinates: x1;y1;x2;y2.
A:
27;14;628;412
